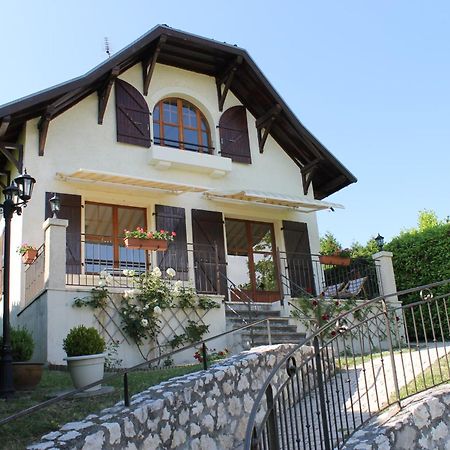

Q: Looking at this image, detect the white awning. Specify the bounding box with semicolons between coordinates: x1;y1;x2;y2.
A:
204;189;344;212
56;169;210;194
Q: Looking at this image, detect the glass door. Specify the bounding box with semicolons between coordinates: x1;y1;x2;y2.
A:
225;219;280;302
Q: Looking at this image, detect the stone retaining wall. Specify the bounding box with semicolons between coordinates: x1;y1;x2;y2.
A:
28;344;314;450
343;384;450;449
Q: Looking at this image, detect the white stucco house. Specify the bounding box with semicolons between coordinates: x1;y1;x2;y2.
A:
0;25;361;367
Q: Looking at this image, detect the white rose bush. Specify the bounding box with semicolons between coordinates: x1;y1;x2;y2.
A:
73;265;220;360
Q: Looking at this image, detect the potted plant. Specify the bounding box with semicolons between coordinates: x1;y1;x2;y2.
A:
123;227;176;251
0;326;43;390
63;325;106;392
319;248;351;266
17;244;38;264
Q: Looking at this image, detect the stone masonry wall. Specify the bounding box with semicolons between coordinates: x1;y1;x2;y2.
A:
343;384;450;449
28;344;314;450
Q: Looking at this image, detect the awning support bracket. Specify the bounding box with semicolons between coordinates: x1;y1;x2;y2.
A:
256;104;282;153
142;35;167;96
97;67;120;125
215;56;243;112
0;142;23;173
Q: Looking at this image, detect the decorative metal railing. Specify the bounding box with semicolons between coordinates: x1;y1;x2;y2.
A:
277;251;380;300
24;244;45;304
244;279;450;450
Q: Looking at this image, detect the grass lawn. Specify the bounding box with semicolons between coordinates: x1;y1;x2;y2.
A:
396;354;450;401
0;365;202;450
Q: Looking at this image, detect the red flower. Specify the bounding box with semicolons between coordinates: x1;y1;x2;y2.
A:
321;314;330;321
312;300;318;307
331;330;337;336
172;231;176;236
160;229;165;233
335;301;340;306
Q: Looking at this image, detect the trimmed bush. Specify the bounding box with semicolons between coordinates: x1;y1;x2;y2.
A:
0;327;35;361
63;325;105;357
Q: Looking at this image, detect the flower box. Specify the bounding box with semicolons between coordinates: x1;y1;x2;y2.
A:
22;249;38;264
319;255;351;266
124;238;169;251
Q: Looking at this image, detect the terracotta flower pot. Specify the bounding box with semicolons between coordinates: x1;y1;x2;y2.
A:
124;237;168;251
12;362;44;390
22;249;38;264
319;255;351;266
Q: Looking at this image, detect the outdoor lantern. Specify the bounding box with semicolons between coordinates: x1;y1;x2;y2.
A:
14;170;36;202
49;193;61;218
2;183;20;204
375;233;385;251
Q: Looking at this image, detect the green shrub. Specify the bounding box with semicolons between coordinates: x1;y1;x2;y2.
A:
0;327;35;361
385;222;450;340
63;326;105;357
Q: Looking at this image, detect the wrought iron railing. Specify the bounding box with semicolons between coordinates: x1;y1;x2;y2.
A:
277;251;380;300
24;244;45;304
244;279;450;450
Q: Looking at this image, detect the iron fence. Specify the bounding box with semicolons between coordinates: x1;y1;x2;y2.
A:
277;251;380;300
245;279;450;450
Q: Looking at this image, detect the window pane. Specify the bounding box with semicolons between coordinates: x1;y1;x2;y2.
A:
182;103;198;128
254;253;277;291
228;254;251;291
118;207;146;236
163;100;178;123
226;220;248;252
153;121;161;144
153;104;160;121
118;207;146;271
202;132;209;149
85;204;113;237
201;118;207;131
183;128;199;151
251;223;273;252
163;125;179;146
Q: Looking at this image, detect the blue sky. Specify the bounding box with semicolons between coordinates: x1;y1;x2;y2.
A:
1;1;449;247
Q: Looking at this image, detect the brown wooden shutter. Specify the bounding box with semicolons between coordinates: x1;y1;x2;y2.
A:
282;221;315;296
45;192;82;274
155;205;188;279
115;79;151;147
219;106;251;163
191;209;227;296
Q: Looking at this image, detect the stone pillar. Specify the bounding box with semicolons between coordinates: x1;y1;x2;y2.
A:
372;251;398;300
43;218;68;290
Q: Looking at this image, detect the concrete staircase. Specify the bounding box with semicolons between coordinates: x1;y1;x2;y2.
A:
225;302;306;347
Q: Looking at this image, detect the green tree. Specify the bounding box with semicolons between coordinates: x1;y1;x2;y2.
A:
417;209;440;231
320;232;342;255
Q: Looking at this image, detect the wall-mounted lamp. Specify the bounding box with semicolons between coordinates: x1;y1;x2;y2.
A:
49;193;61;218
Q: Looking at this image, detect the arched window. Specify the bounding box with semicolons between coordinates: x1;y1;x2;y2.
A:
153;98;212;153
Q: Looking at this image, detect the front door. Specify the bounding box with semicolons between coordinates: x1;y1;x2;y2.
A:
225;219;280;302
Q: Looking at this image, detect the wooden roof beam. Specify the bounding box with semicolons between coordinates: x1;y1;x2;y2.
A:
37;106;55;156
216;56;243;112
314;174;348;199
0;142;23;172
256;104;282;153
142;35;167;96
301;158;321;195
97;67;120;125
0;115;11;138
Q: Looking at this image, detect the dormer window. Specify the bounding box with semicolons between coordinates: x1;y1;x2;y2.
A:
153;98;212;153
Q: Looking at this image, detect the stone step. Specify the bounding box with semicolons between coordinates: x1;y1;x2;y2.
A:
224;302;276;312
246;333;306;346
226;317;291;327
225;309;282;319
227;321;299;334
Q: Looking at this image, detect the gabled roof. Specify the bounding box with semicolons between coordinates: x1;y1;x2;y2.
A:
0;25;356;199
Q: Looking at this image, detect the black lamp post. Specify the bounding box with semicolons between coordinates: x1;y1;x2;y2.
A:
375;233;385;251
0;170;36;398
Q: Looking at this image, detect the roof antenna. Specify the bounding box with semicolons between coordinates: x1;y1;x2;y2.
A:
104;37;111;58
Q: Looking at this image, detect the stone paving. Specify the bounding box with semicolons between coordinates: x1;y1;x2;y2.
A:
274;342;450;449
